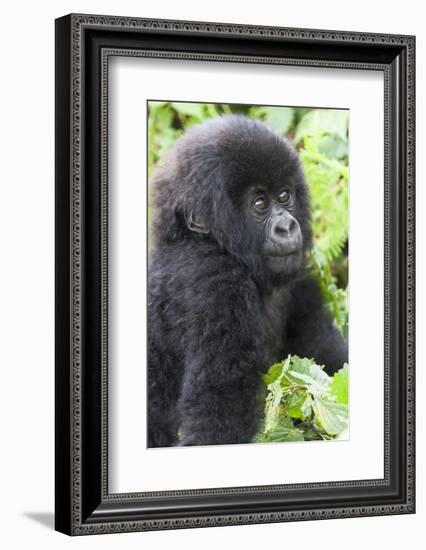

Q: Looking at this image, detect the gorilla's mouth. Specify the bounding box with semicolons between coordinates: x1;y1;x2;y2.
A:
263;240;303;259
267;248;300;257
263;246;303;273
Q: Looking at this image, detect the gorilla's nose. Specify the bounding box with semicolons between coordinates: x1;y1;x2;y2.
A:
273;216;298;239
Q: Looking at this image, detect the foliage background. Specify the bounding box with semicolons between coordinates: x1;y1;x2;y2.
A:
148;101;349;338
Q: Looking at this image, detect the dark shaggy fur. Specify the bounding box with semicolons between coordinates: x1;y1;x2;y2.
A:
148;115;347;447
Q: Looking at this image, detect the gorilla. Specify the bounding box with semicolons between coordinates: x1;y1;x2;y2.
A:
147;114;347;448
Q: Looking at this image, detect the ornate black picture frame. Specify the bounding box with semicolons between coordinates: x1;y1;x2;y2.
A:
55;13;415;535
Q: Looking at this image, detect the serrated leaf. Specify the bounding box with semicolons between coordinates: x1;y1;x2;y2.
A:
301;426;323;441
281;355;316;386
282;390;309;420
330;364;349;405
268;417;305;442
263;358;290;385
286;359;330;396
312;397;347;436
254;355;349;444
287;370;316;385
269;426;305;442
264;382;283;433
301;394;313;418
323;399;348;418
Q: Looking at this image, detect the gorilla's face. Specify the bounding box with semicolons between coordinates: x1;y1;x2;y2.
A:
246;185;304;275
212;118;312;285
152;115;312;287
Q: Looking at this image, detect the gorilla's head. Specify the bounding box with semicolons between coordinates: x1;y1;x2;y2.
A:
151;114;312;287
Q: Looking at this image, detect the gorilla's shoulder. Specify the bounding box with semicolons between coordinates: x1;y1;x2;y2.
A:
150;239;251;279
149;239;258;301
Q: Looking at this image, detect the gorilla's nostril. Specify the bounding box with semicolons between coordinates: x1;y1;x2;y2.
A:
275;218;296;237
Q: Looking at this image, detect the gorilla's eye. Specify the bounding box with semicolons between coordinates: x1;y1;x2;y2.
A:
277;190;291;204
253;196;268;211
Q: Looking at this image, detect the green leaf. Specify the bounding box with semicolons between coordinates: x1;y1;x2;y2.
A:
282;390;309;420
264;381;283;433
325;400;348;418
263;358;290;385
253;355;349;444
301;394;314;418
294;109;349;144
330;364;349;405
268;417;305;442
318;134;348;160
170;102;205;119
280;355;315;385
312;397;347;436
301;426;323;441
262;107;295;134
286;358;330;396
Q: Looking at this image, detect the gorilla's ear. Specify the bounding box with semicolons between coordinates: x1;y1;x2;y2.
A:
184;209;209;235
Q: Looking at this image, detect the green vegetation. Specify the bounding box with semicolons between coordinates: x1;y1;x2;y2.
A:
148;101;349;442
253;356;348;443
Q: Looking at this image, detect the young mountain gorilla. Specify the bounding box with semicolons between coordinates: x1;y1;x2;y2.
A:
148;115;347;447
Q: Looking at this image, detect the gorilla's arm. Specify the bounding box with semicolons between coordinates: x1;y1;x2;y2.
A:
177;276;265;446
285;276;348;375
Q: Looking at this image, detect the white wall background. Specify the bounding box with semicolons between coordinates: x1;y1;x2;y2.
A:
0;0;423;548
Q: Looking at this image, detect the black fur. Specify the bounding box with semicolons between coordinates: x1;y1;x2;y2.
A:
148;115;347;447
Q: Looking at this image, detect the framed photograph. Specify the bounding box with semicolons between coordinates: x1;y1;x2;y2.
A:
55;14;415;535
